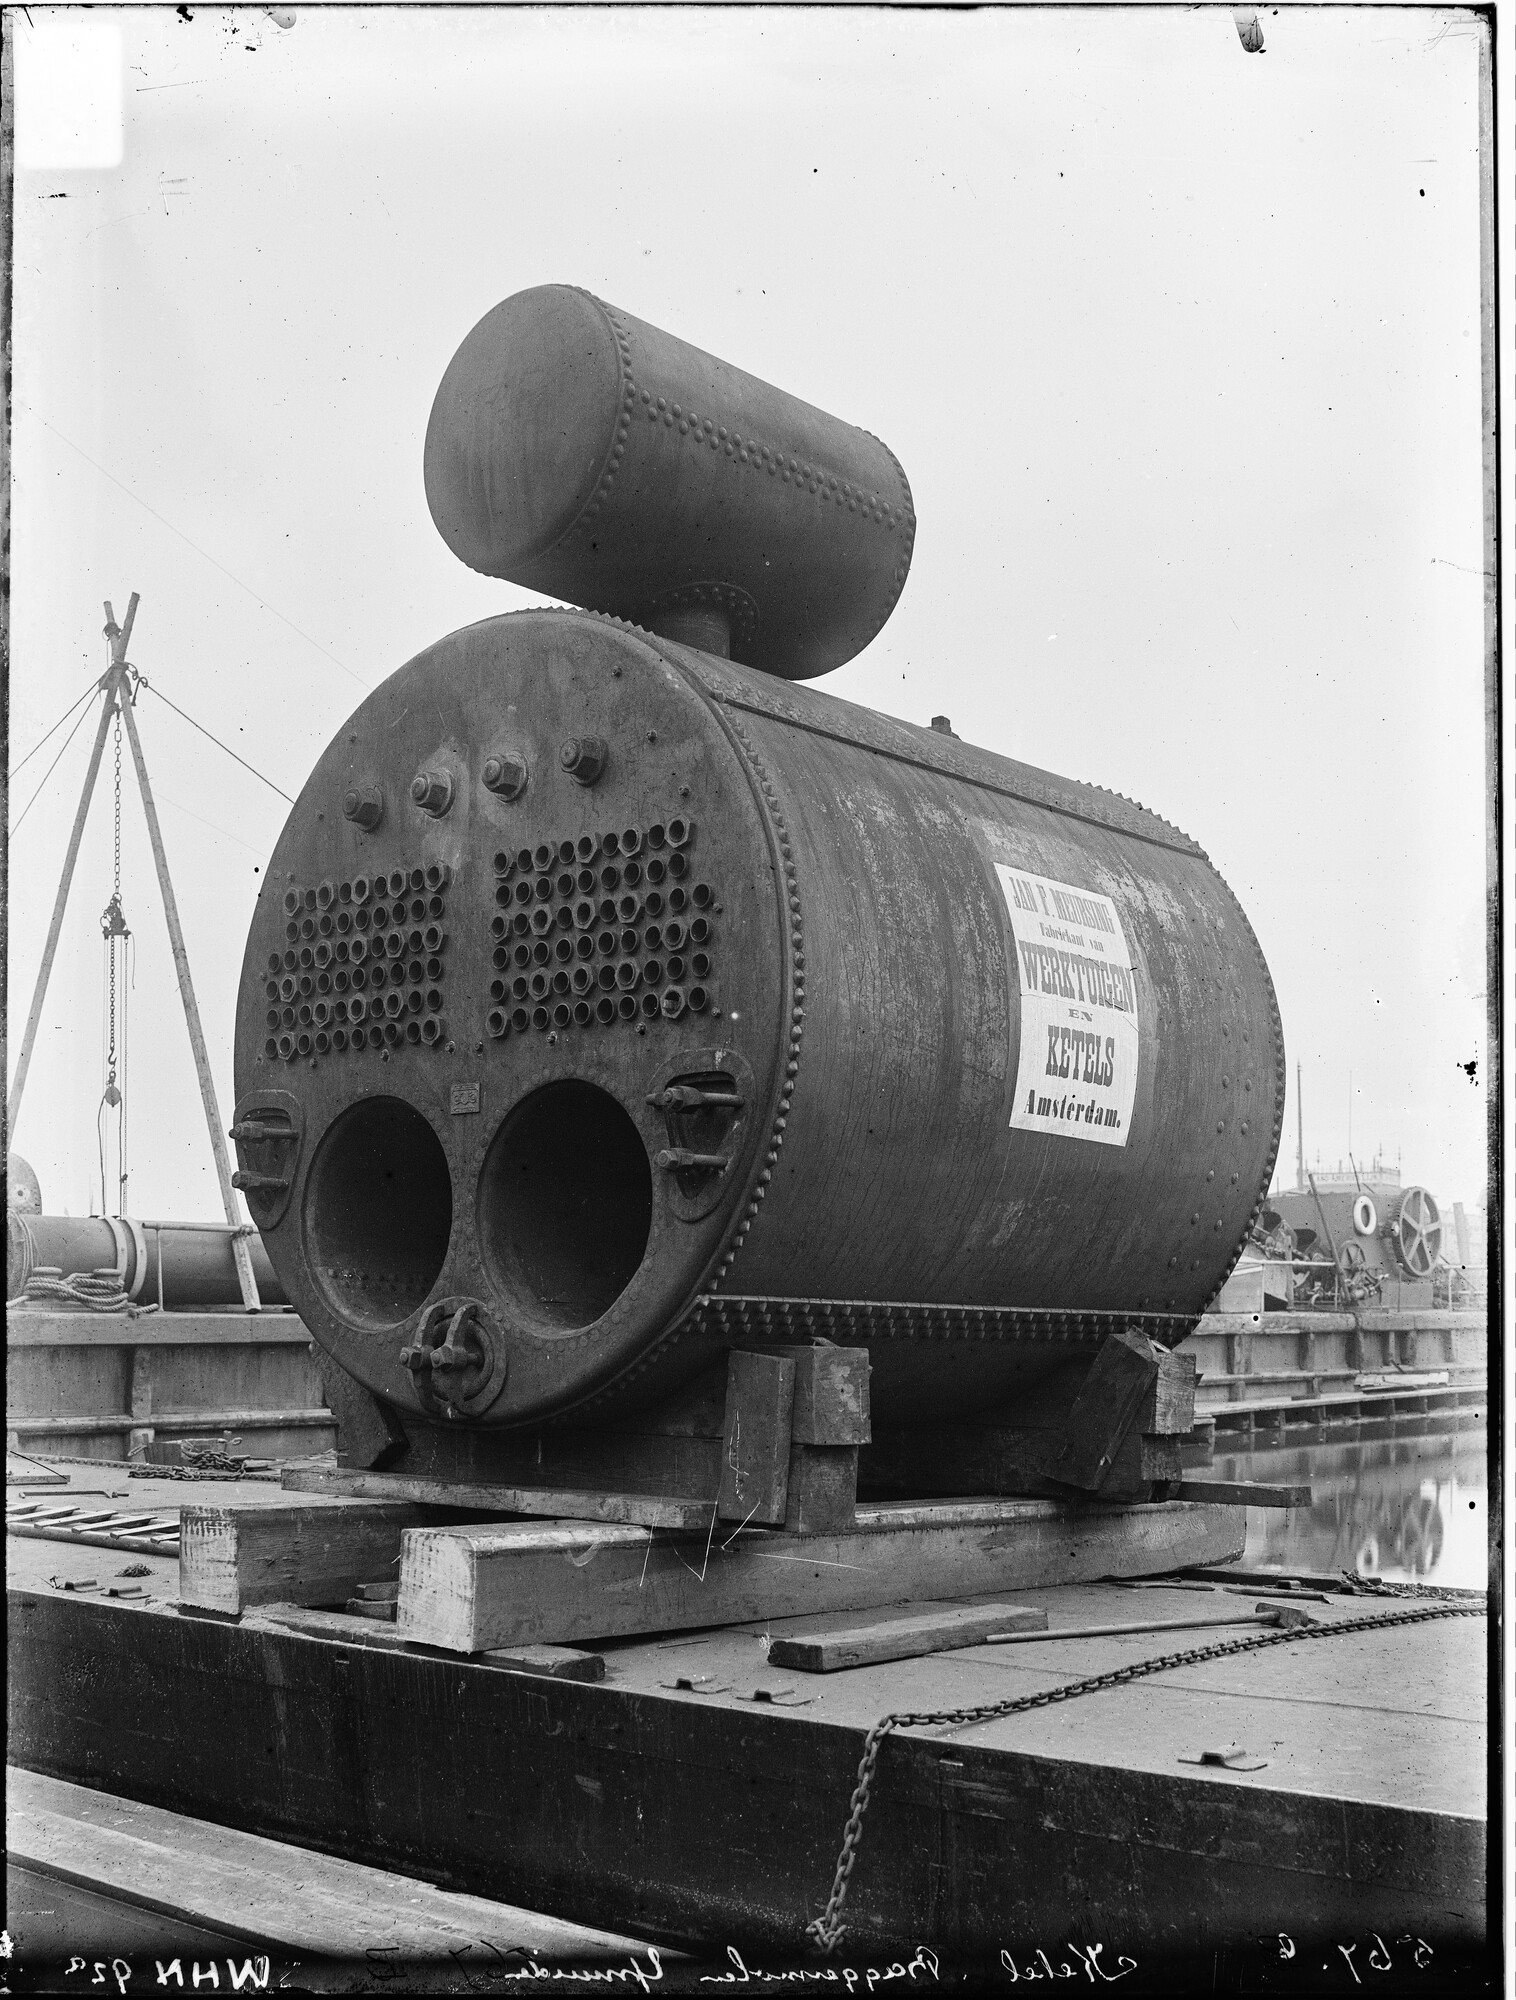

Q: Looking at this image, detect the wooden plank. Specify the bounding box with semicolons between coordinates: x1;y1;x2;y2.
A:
768;1600;1047;1672
281;1463;720;1531
717;1351;795;1523
1173;1479;1312;1509
8;1523;179;1558
180;1500;467;1616
396;1501;1246;1653
249;1602;607;1678
5;1767;645;1956
6;1311;313;1348
1049;1328;1161;1490
782;1443;857;1534
10;1407;333;1438
767;1346;872;1443
326;1402;729;1500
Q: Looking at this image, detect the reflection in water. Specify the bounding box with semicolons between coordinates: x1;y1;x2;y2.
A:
1212;1420;1488;1590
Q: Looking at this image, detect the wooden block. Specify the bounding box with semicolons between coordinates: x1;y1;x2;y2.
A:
1097;1432;1185;1500
1144;1349;1198;1435
281;1463;718;1531
1173;1479;1312;1509
179;1500;459;1616
1049;1329;1161;1490
344;1597;398;1621
766;1346;871;1444
768;1600;1046;1673
479;1644;606;1683
782;1444;857;1535
717;1351;795;1524
396;1500;1247;1653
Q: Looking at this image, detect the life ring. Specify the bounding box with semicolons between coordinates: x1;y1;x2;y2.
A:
1352;1194;1377;1236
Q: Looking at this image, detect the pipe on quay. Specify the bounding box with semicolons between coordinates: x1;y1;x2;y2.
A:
7;1213;288;1310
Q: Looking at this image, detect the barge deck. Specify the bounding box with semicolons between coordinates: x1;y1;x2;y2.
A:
6;1461;1490;1989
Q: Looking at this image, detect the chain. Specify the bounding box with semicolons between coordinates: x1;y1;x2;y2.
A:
114;707;123;903
805;1597;1486;1954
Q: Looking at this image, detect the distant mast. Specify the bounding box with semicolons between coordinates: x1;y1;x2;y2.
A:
1296;1061;1305;1192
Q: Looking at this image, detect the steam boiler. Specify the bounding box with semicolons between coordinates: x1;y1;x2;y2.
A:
231;285;1284;1440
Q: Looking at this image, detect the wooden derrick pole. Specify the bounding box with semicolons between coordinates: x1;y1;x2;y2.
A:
7;593;260;1310
7;683;122;1141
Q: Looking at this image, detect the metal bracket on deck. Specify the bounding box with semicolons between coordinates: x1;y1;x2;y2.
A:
1177;1744;1269;1771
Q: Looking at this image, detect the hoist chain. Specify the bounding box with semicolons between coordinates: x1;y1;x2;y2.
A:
805;1595;1486;1955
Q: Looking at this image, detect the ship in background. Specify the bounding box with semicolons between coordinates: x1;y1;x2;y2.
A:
1212;1064;1485;1317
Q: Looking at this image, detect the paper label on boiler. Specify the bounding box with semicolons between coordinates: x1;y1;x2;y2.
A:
996;865;1139;1147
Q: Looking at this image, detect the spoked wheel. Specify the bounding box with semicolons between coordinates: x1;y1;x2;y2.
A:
1394;1186;1443;1277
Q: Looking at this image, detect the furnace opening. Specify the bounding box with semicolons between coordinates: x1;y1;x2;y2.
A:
478;1082;652;1331
305;1097;452;1325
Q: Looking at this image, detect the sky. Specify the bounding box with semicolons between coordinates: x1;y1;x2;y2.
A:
7;4;1492;1227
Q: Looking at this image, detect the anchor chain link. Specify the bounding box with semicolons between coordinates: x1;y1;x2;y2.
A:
805;1595;1486;1955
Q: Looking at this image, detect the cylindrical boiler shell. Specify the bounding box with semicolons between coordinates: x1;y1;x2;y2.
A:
234;609;1283;1428
423;286;915;681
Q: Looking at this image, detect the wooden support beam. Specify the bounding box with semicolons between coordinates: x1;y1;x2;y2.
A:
1144;1348;1197;1435
717;1350;795;1523
1170;1479;1312;1509
11;1407;332;1440
319;1404;729;1502
250;1602;608;1678
180;1500;469;1616
782;1444;857;1534
1049;1328;1161;1490
282;1463;720;1532
766;1345;871;1443
767;1600;1047;1673
1098;1431;1184;1500
396;1499;1246;1654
